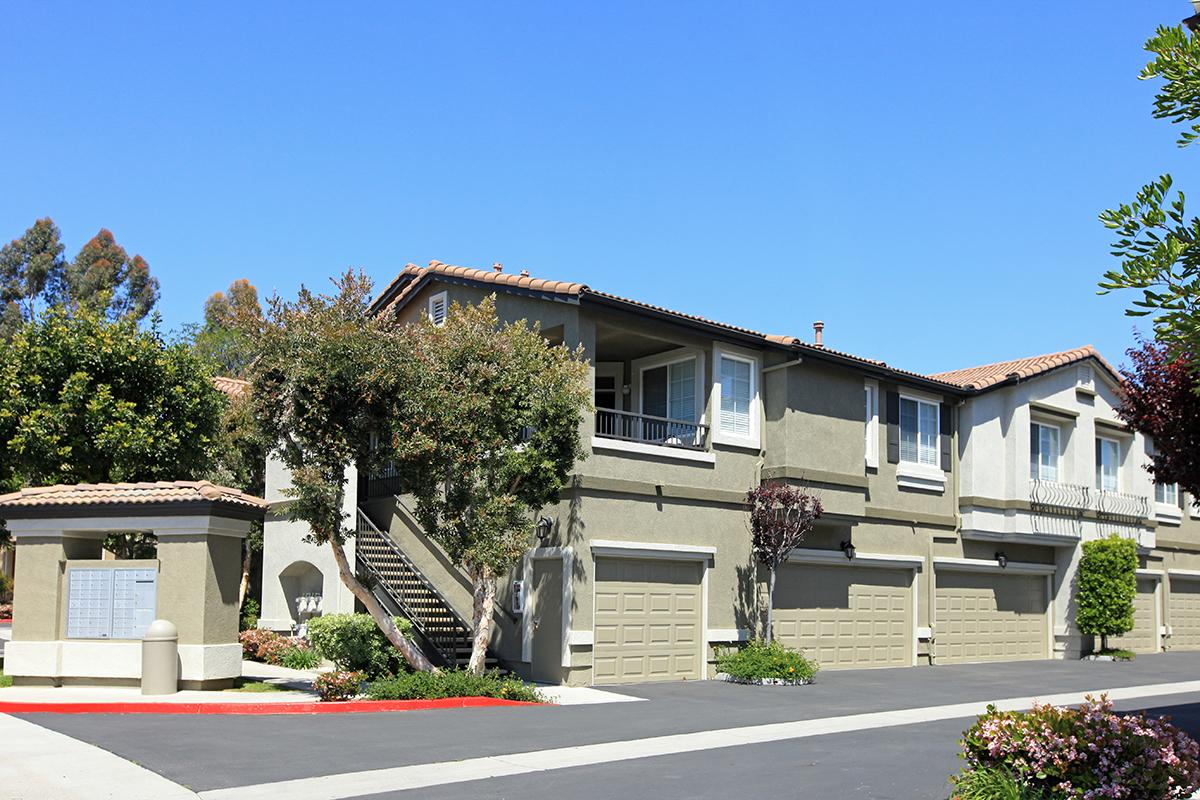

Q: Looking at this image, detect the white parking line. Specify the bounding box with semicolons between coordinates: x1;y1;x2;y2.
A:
0;714;199;800
198;679;1200;800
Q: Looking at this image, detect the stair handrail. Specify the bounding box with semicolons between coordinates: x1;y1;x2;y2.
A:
355;509;475;637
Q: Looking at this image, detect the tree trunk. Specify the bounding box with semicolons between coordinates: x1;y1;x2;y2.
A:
1100;633;1108;654
237;540;253;610
327;538;436;672
766;565;777;642
467;564;496;675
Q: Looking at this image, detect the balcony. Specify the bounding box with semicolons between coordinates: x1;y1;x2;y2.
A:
594;408;709;451
1028;479;1150;538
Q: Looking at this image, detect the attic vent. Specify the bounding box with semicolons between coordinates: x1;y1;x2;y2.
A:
1078;365;1094;388
428;291;448;327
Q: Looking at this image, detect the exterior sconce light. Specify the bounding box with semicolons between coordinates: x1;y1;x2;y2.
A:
995;551;1008;569
840;540;856;561
535;516;554;541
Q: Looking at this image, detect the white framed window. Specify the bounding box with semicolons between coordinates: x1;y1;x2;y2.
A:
427;291;448;326
1030;422;1060;482
899;396;939;466
711;345;761;448
1156;482;1178;506
1096;437;1120;492
864;380;879;469
642;358;698;422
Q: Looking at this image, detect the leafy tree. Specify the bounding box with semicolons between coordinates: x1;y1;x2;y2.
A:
391;296;591;674
248;271;434;672
746;482;823;642
0;305;224;548
0;218;66;339
1099;25;1200;350
1075;535;1139;653
187;279;264;378
63;228;159;322
1116;338;1200;500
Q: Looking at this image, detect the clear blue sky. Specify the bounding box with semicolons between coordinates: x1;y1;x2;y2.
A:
4;2;1198;375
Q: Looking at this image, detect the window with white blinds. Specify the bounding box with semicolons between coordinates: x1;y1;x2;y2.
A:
864;381;879;468
1030;422;1060;482
719;355;752;437
643;359;697;422
1156;482;1178;505
899;396;939;466
428;291;448;326
1096;437;1120;492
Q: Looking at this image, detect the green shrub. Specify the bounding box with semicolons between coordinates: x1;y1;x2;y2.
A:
281;645;322;670
950;766;1047;800
240;598;260;631
1076;534;1138;652
306;613;413;678
0;573;13;604
312;670;365;702
716;639;819;682
365;669;544;703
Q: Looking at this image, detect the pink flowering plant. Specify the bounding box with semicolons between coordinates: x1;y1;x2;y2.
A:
312;670;365;702
954;695;1200;799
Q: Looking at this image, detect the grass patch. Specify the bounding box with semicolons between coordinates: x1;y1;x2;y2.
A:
0;668;11;689
365;669;545;703
224;678;288;693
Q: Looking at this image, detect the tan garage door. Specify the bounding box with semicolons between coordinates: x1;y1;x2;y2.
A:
593;557;702;684
1170;578;1200;650
773;564;912;669
935;571;1048;664
1111;578;1159;654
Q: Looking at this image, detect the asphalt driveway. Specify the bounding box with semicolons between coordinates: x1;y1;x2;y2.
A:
13;651;1200;797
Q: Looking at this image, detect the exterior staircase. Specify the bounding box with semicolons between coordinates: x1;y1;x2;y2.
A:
354;508;489;670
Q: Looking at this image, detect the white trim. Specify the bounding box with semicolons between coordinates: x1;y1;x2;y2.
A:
520;546;574;669
897;393;941;470
589;540;716;560
1095;434;1122;493
566;630;594;646
589;436;716;464
1168;569;1200;579
631;346;707;432
917;626;933;639
933;556;1057;576
1156;503;1183;525
787;549;924;569
1137;568;1167;578
7;515;252;538
864;379;879;469
706;628;750;643
711;343;762;450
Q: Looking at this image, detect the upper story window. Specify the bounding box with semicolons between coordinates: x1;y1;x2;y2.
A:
718;355;752;437
899;396;939;466
1030;422;1060;482
1095;437;1120;492
643;358;696;422
428;291;448;326
864;381;879;468
1156;482;1178;506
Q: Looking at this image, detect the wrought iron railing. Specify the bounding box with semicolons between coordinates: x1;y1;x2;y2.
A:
1095;489;1150;534
354;509;472;667
1027;480;1151;538
594;408;709;451
358;463;405;501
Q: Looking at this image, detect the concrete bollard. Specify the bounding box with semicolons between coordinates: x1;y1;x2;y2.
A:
141;619;179;695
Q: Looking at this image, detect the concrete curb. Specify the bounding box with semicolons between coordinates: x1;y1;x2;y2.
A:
0;696;541;715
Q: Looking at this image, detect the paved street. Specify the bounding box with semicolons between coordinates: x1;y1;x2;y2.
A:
7;653;1200;799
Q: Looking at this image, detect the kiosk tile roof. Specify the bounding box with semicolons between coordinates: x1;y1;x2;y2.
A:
0;481;268;511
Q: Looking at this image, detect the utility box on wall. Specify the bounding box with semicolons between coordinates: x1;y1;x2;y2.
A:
0;481;268;690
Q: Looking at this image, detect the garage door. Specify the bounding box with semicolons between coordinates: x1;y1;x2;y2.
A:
1170;578;1200;650
1111;578;1159;654
935;571;1048;664
773;564;912;669
593;557;702;684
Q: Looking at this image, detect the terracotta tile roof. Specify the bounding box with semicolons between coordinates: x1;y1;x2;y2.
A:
929;345;1122;391
0;481;268;511
374;261;957;390
212;376;250;400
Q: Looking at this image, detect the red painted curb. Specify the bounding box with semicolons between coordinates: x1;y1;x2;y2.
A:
0;697;540;715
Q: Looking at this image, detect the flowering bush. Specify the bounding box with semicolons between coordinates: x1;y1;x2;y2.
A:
0;603;11;620
255;636;293;666
312;670;365;702
716;639;818;683
954;695;1200;799
239;629;284;660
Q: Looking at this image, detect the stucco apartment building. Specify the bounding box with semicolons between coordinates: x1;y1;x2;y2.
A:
260;261;1200;685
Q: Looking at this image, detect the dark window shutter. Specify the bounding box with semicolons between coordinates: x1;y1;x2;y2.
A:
940;402;953;472
885;390;900;464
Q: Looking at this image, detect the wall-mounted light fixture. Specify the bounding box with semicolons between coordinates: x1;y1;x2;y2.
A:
535;516;554;541
840;540;856;561
995;551;1008;569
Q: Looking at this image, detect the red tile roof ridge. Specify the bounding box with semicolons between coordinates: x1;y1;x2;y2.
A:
930;345;1119;390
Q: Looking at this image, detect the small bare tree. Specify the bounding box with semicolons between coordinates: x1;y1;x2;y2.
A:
747;482;823;642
